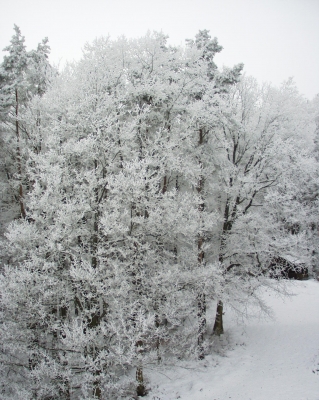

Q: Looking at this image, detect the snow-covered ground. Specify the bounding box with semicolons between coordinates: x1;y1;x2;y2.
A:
145;280;319;400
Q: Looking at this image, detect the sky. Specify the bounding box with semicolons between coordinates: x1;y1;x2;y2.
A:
0;0;318;99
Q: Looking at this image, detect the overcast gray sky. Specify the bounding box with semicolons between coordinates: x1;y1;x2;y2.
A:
1;0;318;99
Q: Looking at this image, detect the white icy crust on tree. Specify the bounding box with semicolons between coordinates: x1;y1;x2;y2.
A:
0;29;318;399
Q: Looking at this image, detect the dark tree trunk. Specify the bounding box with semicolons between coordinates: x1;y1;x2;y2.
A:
197;292;206;359
136;363;146;397
88;162;103;398
93;374;102;399
154;307;161;363
213;300;224;336
130;239;147;397
197;128;206;359
15;88;26;219
135;335;146;396
212;195;235;336
162;175;167;194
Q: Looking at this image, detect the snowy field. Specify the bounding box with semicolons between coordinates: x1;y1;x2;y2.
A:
145;280;319;400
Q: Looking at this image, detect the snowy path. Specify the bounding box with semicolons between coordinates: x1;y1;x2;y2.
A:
145;280;319;400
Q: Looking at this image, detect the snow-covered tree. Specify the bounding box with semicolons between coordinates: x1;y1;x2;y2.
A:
0;31;228;398
0;31;316;399
209;76;316;334
0;25;53;229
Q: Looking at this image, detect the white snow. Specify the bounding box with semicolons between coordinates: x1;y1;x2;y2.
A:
145;280;319;400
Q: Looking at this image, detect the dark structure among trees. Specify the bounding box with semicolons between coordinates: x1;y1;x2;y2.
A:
269;257;309;280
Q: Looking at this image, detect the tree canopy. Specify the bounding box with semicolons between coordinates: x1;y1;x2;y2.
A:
0;28;317;399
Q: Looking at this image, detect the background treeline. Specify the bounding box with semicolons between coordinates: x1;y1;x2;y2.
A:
0;27;318;399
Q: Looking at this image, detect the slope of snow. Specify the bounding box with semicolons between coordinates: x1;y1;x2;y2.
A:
145;280;319;400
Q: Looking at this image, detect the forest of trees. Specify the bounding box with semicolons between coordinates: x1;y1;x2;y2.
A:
0;26;318;399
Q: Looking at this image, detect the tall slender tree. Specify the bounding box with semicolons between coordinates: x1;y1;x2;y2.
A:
0;25;53;229
0;25;29;219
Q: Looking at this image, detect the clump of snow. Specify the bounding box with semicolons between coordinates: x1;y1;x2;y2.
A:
145;280;319;400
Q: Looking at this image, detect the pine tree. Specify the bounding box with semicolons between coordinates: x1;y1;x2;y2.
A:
0;25;29;220
0;26;53;228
